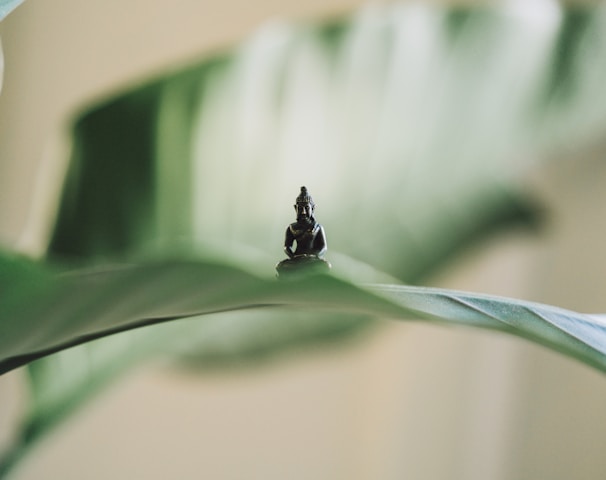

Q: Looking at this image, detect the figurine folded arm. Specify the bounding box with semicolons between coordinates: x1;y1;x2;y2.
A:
313;225;327;258
283;224;327;259
284;227;296;259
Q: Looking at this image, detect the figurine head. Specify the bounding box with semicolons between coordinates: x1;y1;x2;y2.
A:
294;186;315;221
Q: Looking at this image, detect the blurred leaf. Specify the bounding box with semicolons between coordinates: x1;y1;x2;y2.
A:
0;250;55;323
0;0;23;22
3;256;606;474
48;5;572;277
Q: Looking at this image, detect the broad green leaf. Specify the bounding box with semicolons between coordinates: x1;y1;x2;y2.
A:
0;251;55;324
2;258;606;375
2;255;606;475
48;4;578;277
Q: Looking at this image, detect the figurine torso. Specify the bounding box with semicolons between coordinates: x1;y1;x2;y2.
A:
287;220;326;257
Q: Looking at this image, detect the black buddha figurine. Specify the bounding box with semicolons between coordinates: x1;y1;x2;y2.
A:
276;186;330;277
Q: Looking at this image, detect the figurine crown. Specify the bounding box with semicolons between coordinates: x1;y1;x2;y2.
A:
295;186;315;206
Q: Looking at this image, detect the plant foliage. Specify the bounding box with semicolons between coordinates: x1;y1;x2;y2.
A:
3;2;606;477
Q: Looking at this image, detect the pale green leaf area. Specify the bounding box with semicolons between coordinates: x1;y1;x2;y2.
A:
54;4;606;277
0;0;23;22
4;252;606;375
2;256;606;376
4;2;606;476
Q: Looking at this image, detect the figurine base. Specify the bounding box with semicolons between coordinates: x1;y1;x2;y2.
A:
276;255;331;278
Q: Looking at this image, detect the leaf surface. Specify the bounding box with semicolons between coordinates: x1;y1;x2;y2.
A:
0;0;23;22
2;258;606;375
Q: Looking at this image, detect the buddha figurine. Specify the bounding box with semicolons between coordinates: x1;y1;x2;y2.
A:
276;186;330;277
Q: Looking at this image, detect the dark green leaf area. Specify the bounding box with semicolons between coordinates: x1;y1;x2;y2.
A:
544;9;594;105
0;251;56;337
49;93;159;261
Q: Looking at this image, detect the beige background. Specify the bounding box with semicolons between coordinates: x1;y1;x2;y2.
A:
2;1;606;479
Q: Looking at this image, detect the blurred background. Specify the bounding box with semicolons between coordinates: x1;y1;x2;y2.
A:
2;0;606;479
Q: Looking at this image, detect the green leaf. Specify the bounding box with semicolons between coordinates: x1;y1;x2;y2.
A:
0;0;24;22
1;254;606;474
1;257;605;475
2;258;606;375
48;5;564;279
0;251;55;326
